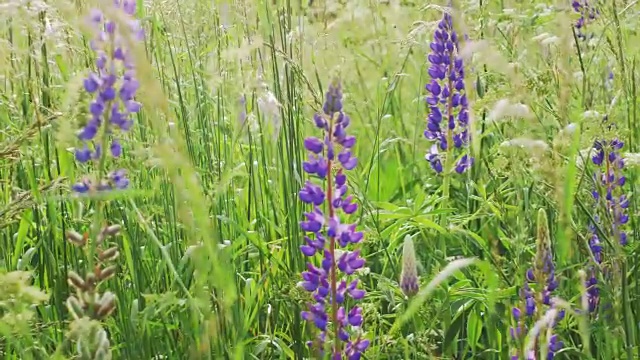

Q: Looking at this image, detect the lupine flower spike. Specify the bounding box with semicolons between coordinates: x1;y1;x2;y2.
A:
510;209;564;360
585;135;628;313
583;66;628;314
572;0;599;40
424;10;473;174
399;235;419;297
299;80;369;359
73;0;144;193
65;225;122;360
65;2;143;359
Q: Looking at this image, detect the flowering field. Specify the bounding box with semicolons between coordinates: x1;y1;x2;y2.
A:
1;0;639;359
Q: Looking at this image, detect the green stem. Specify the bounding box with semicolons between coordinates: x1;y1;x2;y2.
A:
326;111;340;355
87;28;117;275
442;155;453;199
128;199;194;301
621;260;634;360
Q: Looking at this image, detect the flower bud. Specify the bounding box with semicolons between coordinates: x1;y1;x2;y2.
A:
534;208;552;283
66;230;87;246
67;271;87;291
66;296;85;319
96;292;116;318
400;235;419;297
99;246;120;262
99;265;117;281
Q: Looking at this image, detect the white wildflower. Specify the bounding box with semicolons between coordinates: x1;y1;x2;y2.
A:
583;110;601;119
487;99;533;123
623;152;640;167
500;138;549;152
459;40;489;60
524;307;559;355
573;71;584;81
576;147;596;168
532;33;551;42
257;89;282;138
540;36;560;46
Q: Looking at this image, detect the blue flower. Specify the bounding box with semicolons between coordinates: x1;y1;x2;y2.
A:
586;136;628;312
572;0;599;40
424;11;473;174
73;1;144;193
298;81;368;357
511;209;563;359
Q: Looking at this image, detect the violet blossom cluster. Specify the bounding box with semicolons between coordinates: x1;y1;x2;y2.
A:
299;81;369;359
510;209;564;360
424;11;473;174
73;0;144;193
511;270;565;360
585;137;629;312
572;0;599;40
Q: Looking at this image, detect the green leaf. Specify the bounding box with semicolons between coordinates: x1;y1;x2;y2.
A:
12;211;32;270
392;258;478;331
467;309;483;349
413;215;447;233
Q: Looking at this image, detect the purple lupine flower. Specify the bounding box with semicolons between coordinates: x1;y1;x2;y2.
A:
298;81;368;358
511;209;564;359
585;222;602;312
547;334;564;360
73;1;144;193
72;169;131;194
592;139;628;244
572;0;599;40
526;242;559;306
585;136;628;313
605;68;614;91
424;11;473;174
509;307;526;342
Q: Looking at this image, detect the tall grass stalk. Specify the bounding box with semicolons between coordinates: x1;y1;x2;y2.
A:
1;0;640;359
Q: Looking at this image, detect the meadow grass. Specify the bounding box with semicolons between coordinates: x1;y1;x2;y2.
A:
1;0;639;359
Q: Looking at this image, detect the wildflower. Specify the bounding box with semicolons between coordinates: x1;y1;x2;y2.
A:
65;224;122;359
399;235;419;297
511;209;564;359
257;87;282;139
487;99;532;123
424;11;473;174
591;139;628;246
299;81;368;358
73;1;144;192
547;334;564;359
586;69;627;311
605;68;614;91
572;0;599;40
72;169;130;194
585;136;628;313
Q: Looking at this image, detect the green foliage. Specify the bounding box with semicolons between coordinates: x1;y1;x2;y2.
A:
1;0;640;359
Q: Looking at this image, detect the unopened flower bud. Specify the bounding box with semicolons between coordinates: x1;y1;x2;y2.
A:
534;208;552;282
66;296;85;319
400;235;419;297
94;328;112;360
97;224;122;245
85;272;97;289
99;246;120;262
104;224;122;236
66;230;87;246
67;271;87;291
99;265;117;281
96;292;117;318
